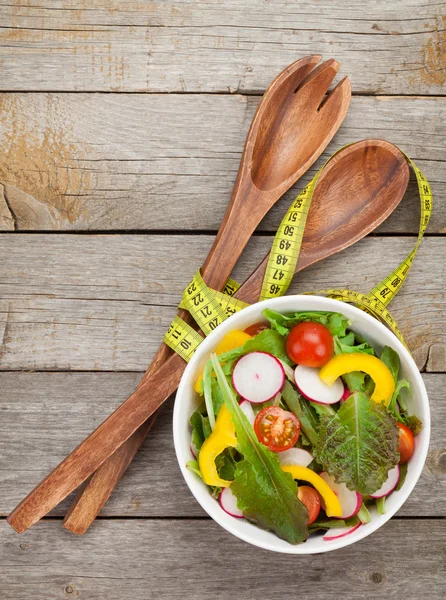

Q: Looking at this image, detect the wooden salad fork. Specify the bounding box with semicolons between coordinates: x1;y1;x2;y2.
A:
8;55;352;533
63;139;409;535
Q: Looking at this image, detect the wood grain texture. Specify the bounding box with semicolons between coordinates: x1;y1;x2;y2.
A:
0;1;444;95
1;519;445;599
0;94;444;232
4;55;350;533
0;234;444;372
0;371;444;519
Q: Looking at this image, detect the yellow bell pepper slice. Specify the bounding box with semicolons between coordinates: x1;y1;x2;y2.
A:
281;465;342;517
199;404;237;487
319;353;395;406
194;330;252;393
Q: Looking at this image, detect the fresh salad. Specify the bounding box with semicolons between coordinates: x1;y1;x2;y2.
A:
187;310;422;545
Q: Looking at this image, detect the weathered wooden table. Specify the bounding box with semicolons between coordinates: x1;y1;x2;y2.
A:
0;2;445;598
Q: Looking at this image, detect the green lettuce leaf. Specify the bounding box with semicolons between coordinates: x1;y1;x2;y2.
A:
211;354;308;544
380;346;400;382
281;380;320;446
314;392;399;495
334;333;374;393
189;407;211;453
262;309;350;338
243;329;290;364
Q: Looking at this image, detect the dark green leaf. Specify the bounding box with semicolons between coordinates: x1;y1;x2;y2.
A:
309;516;359;533
215;448;238;481
315;392;399;495
387;379;411;423
189;410;211;453
396;462;408;491
211;355;308;544
380;346;400;383
406;414;423;435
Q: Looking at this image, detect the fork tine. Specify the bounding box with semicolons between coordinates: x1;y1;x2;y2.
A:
295;58;340;106
318;76;352;113
269;55;322;98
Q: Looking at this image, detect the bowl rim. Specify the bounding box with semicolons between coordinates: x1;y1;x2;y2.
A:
173;295;430;554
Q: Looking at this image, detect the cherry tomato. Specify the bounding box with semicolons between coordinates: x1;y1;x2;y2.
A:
397;422;415;463
297;486;321;525
286;321;334;367
244;322;269;337
254;406;300;452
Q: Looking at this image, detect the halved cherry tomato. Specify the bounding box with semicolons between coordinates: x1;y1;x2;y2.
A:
397;422;415;463
244;322;269;337
286;321;333;367
254;406;300;452
297;486;321;525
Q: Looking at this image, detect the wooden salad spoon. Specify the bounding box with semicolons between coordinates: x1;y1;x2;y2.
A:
8;55;352;533
63;138;410;535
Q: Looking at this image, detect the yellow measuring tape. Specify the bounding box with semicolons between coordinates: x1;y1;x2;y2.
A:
164;147;432;359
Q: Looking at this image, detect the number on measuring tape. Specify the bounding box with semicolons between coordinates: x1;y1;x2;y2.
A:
166;147;432;362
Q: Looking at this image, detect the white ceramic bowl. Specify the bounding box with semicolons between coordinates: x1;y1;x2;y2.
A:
173;296;430;554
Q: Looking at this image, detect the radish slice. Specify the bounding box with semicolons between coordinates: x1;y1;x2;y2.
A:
239;400;255;426
278;447;314;468
219;487;243;518
340;388;352;404
323;522;362;541
370;465;400;499
232;352;285;403
294;365;344;405
320;472;362;519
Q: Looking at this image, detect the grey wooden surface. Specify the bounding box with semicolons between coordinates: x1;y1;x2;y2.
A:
0;1;445;598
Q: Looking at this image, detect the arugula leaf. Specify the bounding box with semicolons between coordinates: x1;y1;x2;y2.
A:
211;354;308;544
243;329;290;365
262;309;350;338
281;380;320;446
315;392;399;495
387;378;410;422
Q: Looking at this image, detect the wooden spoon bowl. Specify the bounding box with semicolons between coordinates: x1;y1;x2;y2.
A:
239;139;410;303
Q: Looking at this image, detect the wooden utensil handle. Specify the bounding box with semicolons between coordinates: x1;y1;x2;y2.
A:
8;180;267;534
62;252;270;534
9;246;272;534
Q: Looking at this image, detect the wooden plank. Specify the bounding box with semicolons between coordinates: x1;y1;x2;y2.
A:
0;519;445;599
0;234;444;371
0;371;444;519
0;94;444;232
0;1;444;95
